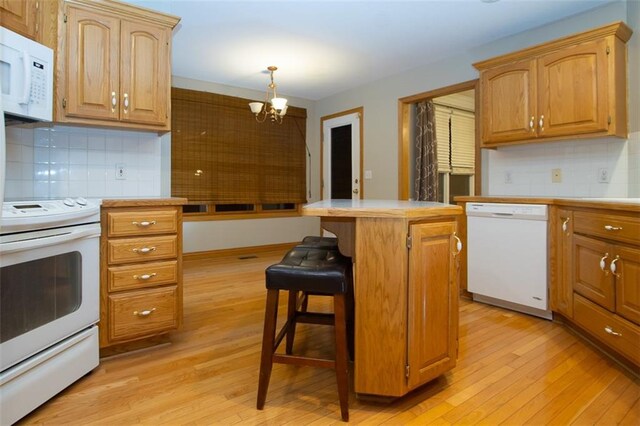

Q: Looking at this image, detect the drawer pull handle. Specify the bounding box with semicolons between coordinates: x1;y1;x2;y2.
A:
133;246;156;254
610;256;621;278
599;253;610;275
604;225;622;231
132;220;156;227
539;115;544;132
561;217;570;234
604;326;622;337
133;308;156;317
134;273;157;280
452;233;463;257
529;116;535;131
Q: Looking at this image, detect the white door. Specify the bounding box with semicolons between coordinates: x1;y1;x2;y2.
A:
322;112;360;200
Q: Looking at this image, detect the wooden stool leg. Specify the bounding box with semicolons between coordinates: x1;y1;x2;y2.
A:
257;289;279;410
333;293;350;422
285;290;298;354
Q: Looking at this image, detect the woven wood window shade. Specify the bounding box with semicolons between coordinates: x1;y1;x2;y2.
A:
171;88;307;204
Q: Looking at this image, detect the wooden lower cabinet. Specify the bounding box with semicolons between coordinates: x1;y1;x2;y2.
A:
353;217;459;397
100;200;184;351
550;205;640;370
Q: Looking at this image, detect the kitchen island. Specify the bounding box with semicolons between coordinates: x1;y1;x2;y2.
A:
302;200;463;397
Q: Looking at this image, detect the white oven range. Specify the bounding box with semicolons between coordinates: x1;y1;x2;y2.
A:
0;198;101;425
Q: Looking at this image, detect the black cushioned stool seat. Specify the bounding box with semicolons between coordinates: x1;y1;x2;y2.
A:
257;246;353;422
297;235;339;250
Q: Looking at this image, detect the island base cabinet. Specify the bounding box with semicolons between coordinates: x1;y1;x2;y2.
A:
354;218;458;397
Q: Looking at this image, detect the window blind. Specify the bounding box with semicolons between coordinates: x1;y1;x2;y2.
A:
434;105;451;173
451;111;475;174
171;88;307;204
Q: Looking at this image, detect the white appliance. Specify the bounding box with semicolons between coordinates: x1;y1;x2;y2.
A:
466;202;551;319
0;26;53;122
0;198;101;425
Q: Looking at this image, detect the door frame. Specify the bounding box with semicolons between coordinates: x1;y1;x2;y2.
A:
397;80;480;200
320;106;364;200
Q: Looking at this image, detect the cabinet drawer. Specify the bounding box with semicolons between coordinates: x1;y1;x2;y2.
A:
108;235;177;264
574;294;640;366
107;210;177;237
108;260;178;292
108;286;178;342
574;211;640;245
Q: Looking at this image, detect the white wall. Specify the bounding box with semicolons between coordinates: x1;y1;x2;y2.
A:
313;1;637;199
170;76;320;253
5;124;162;199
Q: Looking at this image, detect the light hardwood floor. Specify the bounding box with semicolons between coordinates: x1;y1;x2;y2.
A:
21;249;640;425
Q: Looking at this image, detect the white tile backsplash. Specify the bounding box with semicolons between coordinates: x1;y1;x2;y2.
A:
5;124;162;200
487;135;636;198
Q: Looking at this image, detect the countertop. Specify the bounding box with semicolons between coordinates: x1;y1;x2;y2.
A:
100;197;188;208
303;199;462;218
455;196;640;212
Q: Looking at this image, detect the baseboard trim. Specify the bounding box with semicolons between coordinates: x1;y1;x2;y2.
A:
183;242;298;261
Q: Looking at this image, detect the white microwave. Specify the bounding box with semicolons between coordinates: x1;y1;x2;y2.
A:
0;26;53;121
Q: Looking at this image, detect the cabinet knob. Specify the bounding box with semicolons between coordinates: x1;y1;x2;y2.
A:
529;116;535;132
133;308;156;317
132;220;156;228
610;255;621;278
133;273;157;281
133;246;156;254
599;253;610;275
111;91;117;112
604;325;622;337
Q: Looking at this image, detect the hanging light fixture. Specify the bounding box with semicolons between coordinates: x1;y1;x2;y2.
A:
248;66;288;124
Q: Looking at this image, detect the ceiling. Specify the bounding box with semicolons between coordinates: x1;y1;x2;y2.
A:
129;0;616;100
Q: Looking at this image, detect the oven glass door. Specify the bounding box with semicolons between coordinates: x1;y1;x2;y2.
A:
0;223;100;371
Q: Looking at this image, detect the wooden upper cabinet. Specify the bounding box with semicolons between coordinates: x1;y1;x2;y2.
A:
57;0;179;131
407;221;458;390
538;39;609;138
0;0;37;40
65;6;120;121
480;60;536;143
120;20;169;126
475;22;631;147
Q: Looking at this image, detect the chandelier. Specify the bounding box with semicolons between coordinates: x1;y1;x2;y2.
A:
248;66;288;124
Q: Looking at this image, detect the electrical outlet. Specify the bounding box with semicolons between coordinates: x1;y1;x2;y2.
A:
116;163;126;180
364;170;373;179
551;168;562;183
598;168;610;183
504;171;513;184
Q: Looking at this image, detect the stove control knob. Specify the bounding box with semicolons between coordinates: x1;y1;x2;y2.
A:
63;198;75;207
76;197;88;206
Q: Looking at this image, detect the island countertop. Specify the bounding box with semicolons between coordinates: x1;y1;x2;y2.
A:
303;199;462;218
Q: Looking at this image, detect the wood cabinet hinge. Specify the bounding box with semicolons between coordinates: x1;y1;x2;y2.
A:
406;235;412;249
606;46;611;55
62;98;67;109
64;14;68;23
405;364;410;379
608;115;612;125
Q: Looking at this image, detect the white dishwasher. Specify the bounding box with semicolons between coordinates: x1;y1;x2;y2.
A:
466;203;552;319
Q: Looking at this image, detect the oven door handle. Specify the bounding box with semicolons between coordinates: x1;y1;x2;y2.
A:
0;224;100;255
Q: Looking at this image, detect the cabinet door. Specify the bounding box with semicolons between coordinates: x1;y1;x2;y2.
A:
573;234;615;311
407;221;458;389
538;39;609;138
480;59;536;144
0;0;37;40
120;20;170;126
551;208;573;317
614;245;640;324
65;6;120;121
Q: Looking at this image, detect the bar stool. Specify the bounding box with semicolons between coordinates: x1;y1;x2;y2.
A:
257;246;353;422
297;235;339;249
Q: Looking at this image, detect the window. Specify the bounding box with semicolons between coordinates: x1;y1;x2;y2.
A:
171;88;307;219
433;91;476;203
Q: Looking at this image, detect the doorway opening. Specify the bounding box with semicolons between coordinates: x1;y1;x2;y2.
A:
321;107;364;200
398;80;480;202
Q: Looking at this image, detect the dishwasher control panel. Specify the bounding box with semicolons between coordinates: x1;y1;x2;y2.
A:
466;203;548;220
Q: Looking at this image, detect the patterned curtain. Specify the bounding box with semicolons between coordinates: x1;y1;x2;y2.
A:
414;100;438;201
